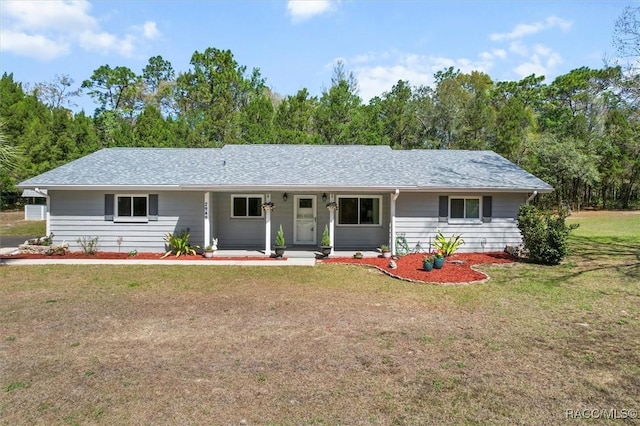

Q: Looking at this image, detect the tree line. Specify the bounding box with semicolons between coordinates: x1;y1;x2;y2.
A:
1;7;639;210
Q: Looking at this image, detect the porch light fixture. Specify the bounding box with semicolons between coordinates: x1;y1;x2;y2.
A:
282;192;288;202
322;193;327;202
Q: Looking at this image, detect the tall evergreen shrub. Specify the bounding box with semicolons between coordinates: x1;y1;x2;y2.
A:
516;205;578;265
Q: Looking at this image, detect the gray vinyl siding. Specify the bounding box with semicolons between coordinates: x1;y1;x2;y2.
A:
333;193;389;250
395;192;526;252
211;192;389;250
47;189;526;253
49;190;204;253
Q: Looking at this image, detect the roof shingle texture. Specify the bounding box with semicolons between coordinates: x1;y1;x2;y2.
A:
19;145;553;191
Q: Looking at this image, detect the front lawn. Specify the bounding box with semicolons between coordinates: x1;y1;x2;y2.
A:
1;211;638;425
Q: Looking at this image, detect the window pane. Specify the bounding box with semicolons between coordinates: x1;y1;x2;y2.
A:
371;198;380;224
299;198;312;208
133;197;147;216
233;197;247;217
248;197;262;216
338;198;358;224
117;197;132;216
450;199;464;218
359;198;379;224
465;199;480;219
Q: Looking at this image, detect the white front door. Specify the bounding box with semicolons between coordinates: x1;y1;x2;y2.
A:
294;195;316;245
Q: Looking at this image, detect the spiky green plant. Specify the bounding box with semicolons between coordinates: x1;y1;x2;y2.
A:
162;229;197;258
433;231;465;257
275;225;285;247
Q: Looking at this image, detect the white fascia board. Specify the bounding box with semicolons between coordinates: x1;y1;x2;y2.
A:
17;184;182;191
406;186;554;193
180;184;404;192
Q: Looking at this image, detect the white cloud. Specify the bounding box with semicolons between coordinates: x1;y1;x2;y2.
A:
0;29;70;60
513;43;563;78
346;50;495;102
2;0;97;32
78;31;136;57
287;0;334;22
490;15;572;41
142;21;160;40
492;49;507;59
0;0;158;60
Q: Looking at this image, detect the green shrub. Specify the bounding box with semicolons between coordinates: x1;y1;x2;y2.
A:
275;225;285;247
434;231;464;257
76;236;100;255
321;225;331;247
517;204;578;265
162;229;196;258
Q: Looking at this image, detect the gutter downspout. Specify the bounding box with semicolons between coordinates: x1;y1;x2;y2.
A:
390;189;400;256
34;188;50;236
525;191;538;205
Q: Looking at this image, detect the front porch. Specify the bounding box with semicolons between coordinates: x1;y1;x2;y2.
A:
202;191;394;256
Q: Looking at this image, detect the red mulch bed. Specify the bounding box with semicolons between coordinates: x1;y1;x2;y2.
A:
0;252;284;261
321;252;515;284
2;250;515;284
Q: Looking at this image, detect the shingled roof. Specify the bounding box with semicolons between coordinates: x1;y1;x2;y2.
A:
19;145;553;192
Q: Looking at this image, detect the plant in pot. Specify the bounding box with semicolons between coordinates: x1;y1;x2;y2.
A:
320;225;332;257
202;238;218;258
274;225;286;258
433;250;446;269
380;244;391;258
422;254;434;271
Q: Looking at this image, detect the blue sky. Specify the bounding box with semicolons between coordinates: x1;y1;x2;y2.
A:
0;0;634;111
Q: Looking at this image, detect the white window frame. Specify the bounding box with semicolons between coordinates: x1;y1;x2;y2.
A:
114;194;149;223
336;195;383;227
231;194;265;218
449;196;481;223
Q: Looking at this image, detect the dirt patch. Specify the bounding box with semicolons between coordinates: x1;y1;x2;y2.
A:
322;252;515;284
569;209;640;217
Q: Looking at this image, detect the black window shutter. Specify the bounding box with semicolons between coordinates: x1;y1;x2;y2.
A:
104;194;114;221
438;196;448;222
149;194;158;221
482;196;492;223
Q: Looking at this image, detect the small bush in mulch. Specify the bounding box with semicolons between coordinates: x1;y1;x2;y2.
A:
321;252;515;284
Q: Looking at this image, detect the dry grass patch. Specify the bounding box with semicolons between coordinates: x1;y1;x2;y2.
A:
1;212;639;425
0;209;45;236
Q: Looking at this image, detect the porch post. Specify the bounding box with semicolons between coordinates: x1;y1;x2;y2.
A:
203;192;211;248
265;193;271;255
391;189;399;256
329;194;335;255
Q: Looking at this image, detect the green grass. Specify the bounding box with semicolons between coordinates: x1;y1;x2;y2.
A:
0;212;638;425
0;210;46;236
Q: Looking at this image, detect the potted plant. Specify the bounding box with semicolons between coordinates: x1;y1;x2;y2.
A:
433;250;445;269
320;225;332;257
422;254;434;271
274;225;286;258
380;244;391;258
202;238;218;258
203;245;215;258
